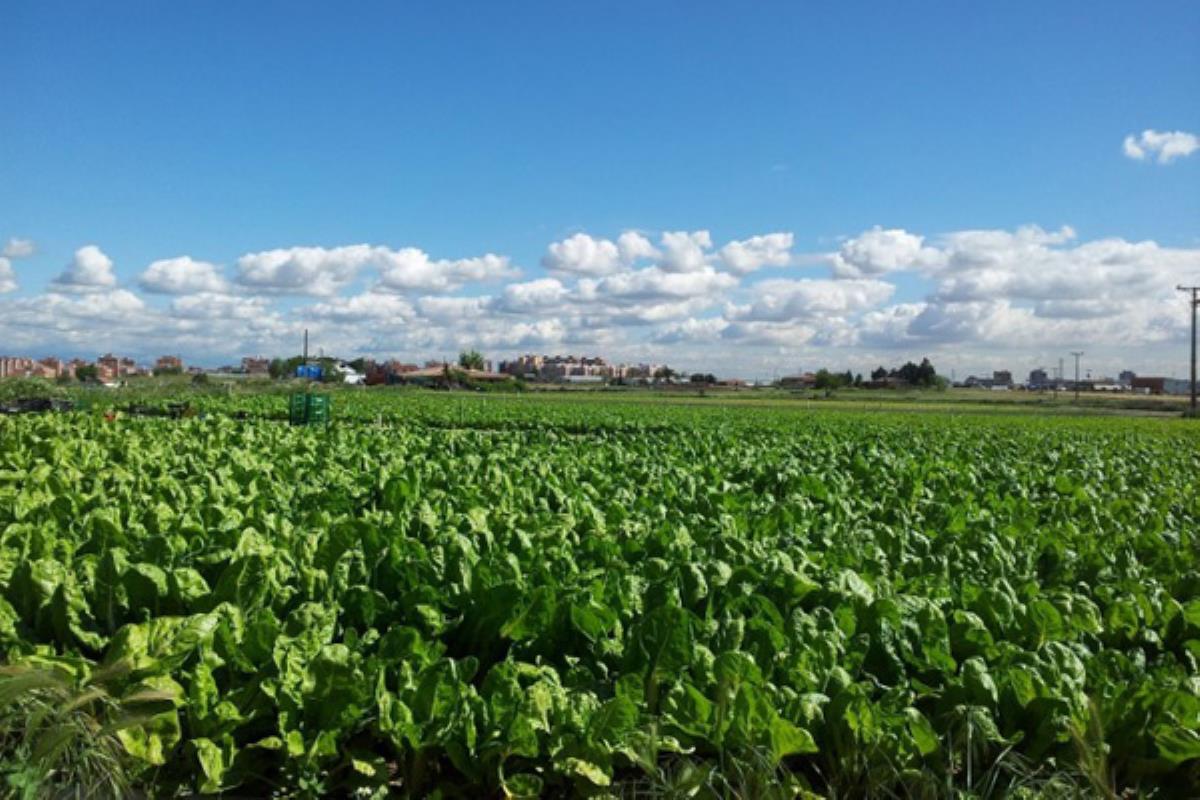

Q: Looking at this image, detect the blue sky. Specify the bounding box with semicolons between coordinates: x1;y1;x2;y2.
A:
2;1;1199;378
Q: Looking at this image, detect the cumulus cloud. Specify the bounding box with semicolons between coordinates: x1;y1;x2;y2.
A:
170;292;270;320
846;224;1198;351
542;233;623;276
53;245;118;291
48;288;146;318
718;233;794;274
1123;129;1199;164
236;245;376;296
830;227;934;278
617;231;658;263
302;292;415;323
545;228;799;279
579;265;737;302
653;316;729;343
728;278;896;322
6;224;1198;378
3;238;34;258
377;248;516;292
925;226;1179;306
659;230;714;273
0;258;16;293
491;278;570;313
486;319;569;348
234;244;515;296
139;256;227;294
542;231;658;277
415;295;491;323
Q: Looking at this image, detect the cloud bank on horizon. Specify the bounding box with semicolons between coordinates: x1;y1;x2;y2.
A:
2;218;1198;379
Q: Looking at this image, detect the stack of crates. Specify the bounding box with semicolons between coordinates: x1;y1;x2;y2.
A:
289;393;331;426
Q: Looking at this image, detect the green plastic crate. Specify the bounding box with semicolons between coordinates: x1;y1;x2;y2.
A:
289;393;331;426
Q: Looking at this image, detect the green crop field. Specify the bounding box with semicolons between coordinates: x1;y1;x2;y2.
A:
1;389;1198;798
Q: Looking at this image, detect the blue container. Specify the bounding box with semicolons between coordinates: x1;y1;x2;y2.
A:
295;364;324;380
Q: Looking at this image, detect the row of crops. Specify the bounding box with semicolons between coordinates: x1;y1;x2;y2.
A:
1;392;1198;797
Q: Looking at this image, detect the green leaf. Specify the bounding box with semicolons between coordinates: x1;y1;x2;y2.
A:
769;716;818;759
628;605;693;691
503;772;544;799
191;737;226;794
905;708;939;756
588;695;638;746
1154;724;1200;765
562;756;611;787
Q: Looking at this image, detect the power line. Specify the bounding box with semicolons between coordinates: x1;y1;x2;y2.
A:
1178;286;1199;416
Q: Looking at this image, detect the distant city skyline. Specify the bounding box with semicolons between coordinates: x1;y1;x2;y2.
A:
2;2;1198;380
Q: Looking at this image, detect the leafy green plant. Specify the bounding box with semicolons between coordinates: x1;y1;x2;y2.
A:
0;392;1197;796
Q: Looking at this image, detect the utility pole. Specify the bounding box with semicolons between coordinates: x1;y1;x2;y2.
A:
1179;286;1200;416
1070;351;1083;402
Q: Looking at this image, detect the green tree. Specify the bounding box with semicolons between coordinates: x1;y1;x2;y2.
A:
458;350;485;371
75;365;98;382
916;357;937;386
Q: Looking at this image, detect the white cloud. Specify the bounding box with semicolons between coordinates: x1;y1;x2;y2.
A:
1123;129;1199;164
234;244;515;296
719;319;823;347
849;225;1199;352
484;319;568;348
1031;299;1126;319
718;232;794;274
728;278;895;322
1123;136;1145;160
139;256;227;294
302;291;415;323
542;233;623;276
377;248;516;292
580;265;737;301
926;227;1180;306
492;278;569;313
170;292;270;320
830;227;933;278
546;228;791;277
653;316;729;343
542;231;658;277
53;245;118;291
3;238;34;258
659;230;713;273
0;258;16;293
415;295;491;323
602;298;718;325
617;231;658;263
858;303;925;344
236;245;375;296
4;224;1198;379
46;288;146;318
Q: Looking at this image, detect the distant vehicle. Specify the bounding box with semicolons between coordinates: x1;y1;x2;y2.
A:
334;362;365;385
